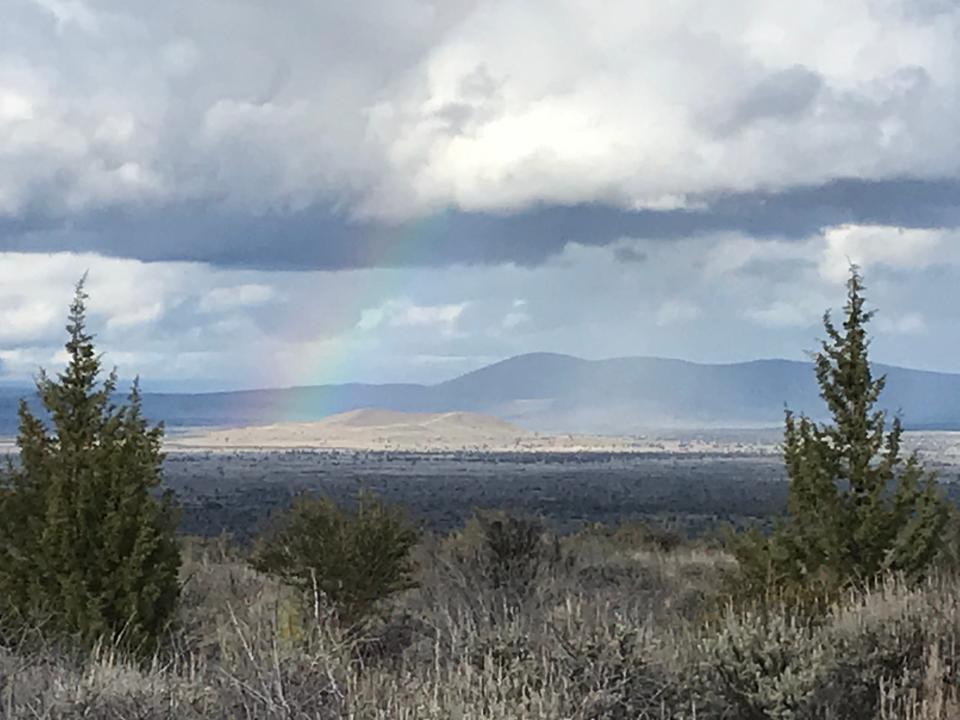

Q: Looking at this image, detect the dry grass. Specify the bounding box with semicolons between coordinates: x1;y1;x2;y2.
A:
2;527;960;719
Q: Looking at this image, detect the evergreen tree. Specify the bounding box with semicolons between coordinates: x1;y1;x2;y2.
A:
0;278;180;651
733;266;949;600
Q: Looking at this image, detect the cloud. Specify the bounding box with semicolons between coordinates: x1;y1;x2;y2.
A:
502;311;530;330
11;178;960;271
393;302;466;328
197;284;275;313
746;300;820;329
876;312;928;335
2;226;960;388
105;301;164;330
2;2;960;268
357;298;466;335
819;224;950;281
712;65;823;136
656;300;701;327
0;300;60;343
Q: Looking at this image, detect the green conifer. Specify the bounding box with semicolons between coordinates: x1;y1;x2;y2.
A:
0;278;180;651
733;265;949;600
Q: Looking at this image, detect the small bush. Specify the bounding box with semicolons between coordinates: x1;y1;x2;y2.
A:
554;620;681;720
579;517;687;553
476;511;560;590
250;491;419;628
818;578;956;718
698;607;826;717
453;511;567;602
692;575;960;719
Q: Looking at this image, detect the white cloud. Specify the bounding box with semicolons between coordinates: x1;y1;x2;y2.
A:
361;0;960;217
357;298;467;334
819;224;949;282
0;301;60;342
0;345;65;371
4;1;960;219
0;91;34;122
394;302;466;327
106;301;165;329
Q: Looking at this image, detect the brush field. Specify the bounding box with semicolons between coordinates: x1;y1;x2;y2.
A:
5;527;960;718
5;432;960;718
166;430;960;540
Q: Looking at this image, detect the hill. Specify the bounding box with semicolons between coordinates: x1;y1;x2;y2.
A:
173;408;541;451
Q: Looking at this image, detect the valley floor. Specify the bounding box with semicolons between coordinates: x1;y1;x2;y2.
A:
162;430;960;540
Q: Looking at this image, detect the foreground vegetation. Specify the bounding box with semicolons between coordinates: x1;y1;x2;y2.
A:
3;268;960;718
3;527;960;719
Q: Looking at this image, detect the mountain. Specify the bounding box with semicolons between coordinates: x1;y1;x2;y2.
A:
427;354;960;433
2;353;960;435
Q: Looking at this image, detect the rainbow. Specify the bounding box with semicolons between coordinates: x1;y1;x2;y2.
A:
247;210;457;421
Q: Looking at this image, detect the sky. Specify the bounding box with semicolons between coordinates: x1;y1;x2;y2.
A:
3;0;960;390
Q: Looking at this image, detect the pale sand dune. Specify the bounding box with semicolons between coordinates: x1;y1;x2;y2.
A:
168;408;640;452
165;408;786;453
170;408;537;451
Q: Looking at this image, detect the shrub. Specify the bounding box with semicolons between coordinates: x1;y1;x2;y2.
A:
698;606;826;718
818;577;957;718
0;279;181;654
457;511;566;601
475;511;559;590
692;575;960;719
9;527;960;719
581;517;687;553
554;620;682;719
250;491;419;628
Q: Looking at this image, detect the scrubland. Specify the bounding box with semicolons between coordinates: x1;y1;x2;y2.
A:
4;269;956;719
3;521;960;720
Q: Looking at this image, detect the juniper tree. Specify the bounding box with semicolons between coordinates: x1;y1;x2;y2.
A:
0;278;180;651
733;266;949;599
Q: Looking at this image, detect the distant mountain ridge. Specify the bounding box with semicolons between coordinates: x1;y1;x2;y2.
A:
2;353;960;435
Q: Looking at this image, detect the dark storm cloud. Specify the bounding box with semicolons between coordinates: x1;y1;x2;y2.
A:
2;178;960;270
